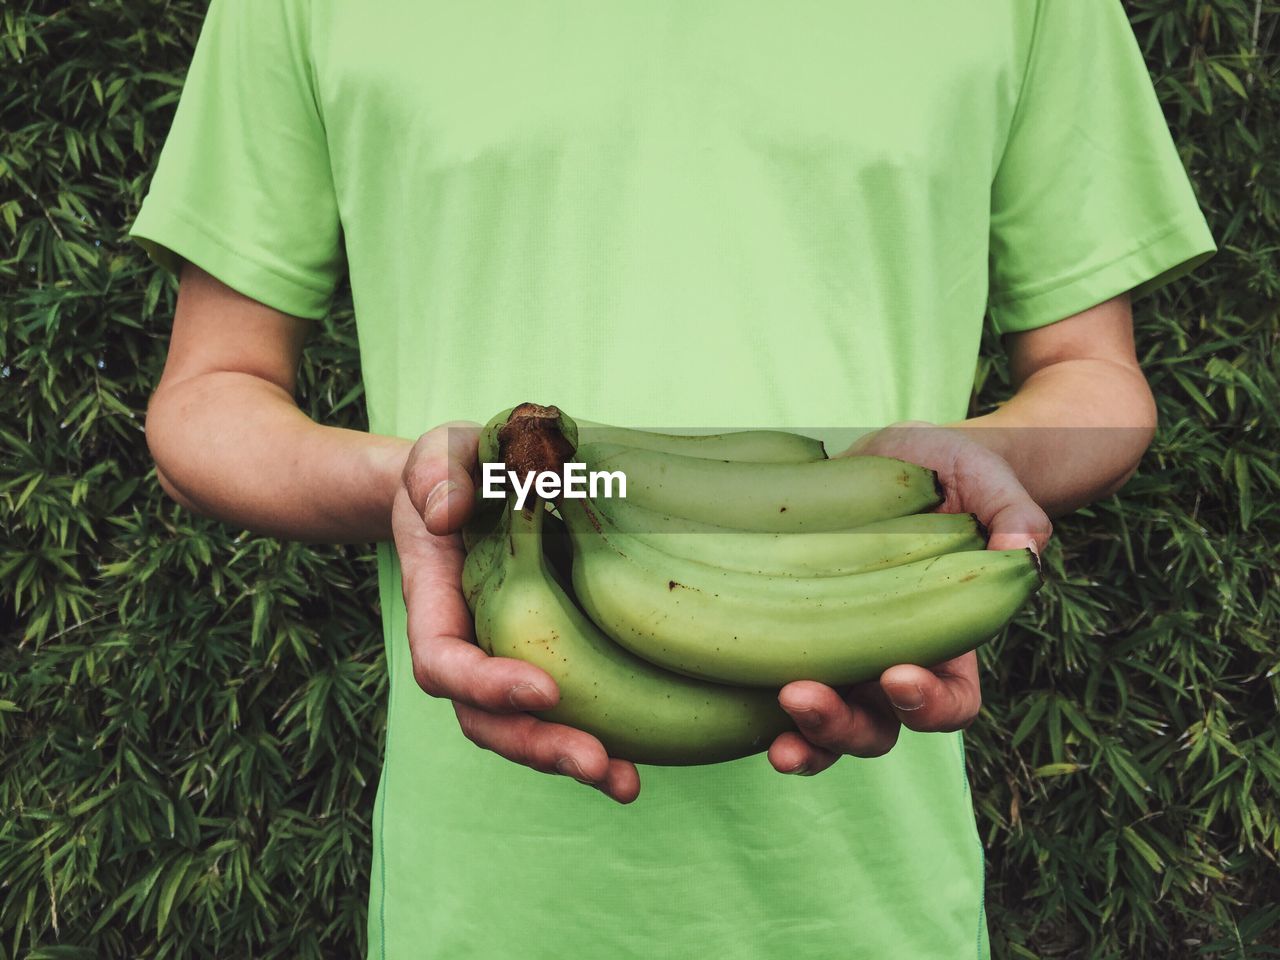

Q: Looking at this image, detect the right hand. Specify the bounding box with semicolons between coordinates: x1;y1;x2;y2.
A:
392;422;642;803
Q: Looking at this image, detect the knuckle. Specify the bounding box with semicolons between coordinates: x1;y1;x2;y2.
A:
405;461;440;505
412;642;467;700
411;653;442;697
414;642;493;705
511;726;554;772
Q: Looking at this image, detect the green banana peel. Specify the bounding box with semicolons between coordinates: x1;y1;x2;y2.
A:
574;441;943;532
562;496;1041;688
465;499;794;766
589;492;987;577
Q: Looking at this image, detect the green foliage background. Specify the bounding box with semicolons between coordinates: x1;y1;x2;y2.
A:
1;1;1277;957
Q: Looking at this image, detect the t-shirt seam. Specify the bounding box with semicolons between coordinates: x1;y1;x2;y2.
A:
137;200;335;299
376;544;397;960
377;718;390;960
988;212;1202;309
957;730;987;960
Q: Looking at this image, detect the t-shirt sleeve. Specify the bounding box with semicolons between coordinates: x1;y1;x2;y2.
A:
986;0;1216;334
128;0;343;320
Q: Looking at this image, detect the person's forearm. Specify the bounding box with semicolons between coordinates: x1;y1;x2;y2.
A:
948;358;1157;517
146;371;412;542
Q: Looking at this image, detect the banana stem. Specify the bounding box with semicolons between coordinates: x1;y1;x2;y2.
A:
494;404;579;477
507;499;546;571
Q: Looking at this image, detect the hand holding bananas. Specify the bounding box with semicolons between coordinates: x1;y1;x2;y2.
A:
463;404;1044;773
767;421;1053;776
393;421;643;804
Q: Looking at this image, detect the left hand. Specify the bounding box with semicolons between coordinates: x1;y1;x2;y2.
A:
769;421;1052;776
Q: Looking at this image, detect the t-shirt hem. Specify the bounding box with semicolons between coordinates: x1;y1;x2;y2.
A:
987;213;1217;335
128;202;334;320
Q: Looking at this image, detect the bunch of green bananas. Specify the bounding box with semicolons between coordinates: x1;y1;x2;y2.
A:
462;404;1043;767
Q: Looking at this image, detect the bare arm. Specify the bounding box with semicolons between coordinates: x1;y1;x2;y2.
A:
145;263;411;542
772;293;1159;775
146;263;640;802
951;292;1157;517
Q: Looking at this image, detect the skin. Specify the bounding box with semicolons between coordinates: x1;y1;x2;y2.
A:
148;262;1157;803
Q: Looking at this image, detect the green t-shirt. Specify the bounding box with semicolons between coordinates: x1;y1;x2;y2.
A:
131;1;1215;956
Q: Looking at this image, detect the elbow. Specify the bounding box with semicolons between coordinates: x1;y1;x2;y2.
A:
153;463;191;508
145;389;199;512
1100;460;1143;501
1099;379;1159;499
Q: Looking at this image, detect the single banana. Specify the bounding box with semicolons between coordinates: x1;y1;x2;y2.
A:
460;494;507;610
464;500;573;598
478;404;826;464
561;497;1041;687
575;419;826;463
463;502;573;605
464;500;794;766
461;518;504;610
587;492;988;577
574;441;942;532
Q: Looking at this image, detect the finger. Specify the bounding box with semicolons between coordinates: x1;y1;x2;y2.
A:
839;423;1053;558
403;421;482;535
395;488;560;711
598;758;643;804
778;680;902;760
412;632;563;714
948;445;1052;555
767;731;842;776
879;651;982;733
985;496;1053;557
453;702;617;788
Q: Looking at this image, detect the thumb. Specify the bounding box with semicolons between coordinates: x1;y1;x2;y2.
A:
403;421;482;536
985;498;1052;558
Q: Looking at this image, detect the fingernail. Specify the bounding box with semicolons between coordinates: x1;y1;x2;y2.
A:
508;683;553;710
424;479;458;521
785;761;809;775
885;683;924;711
557;757;595;784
